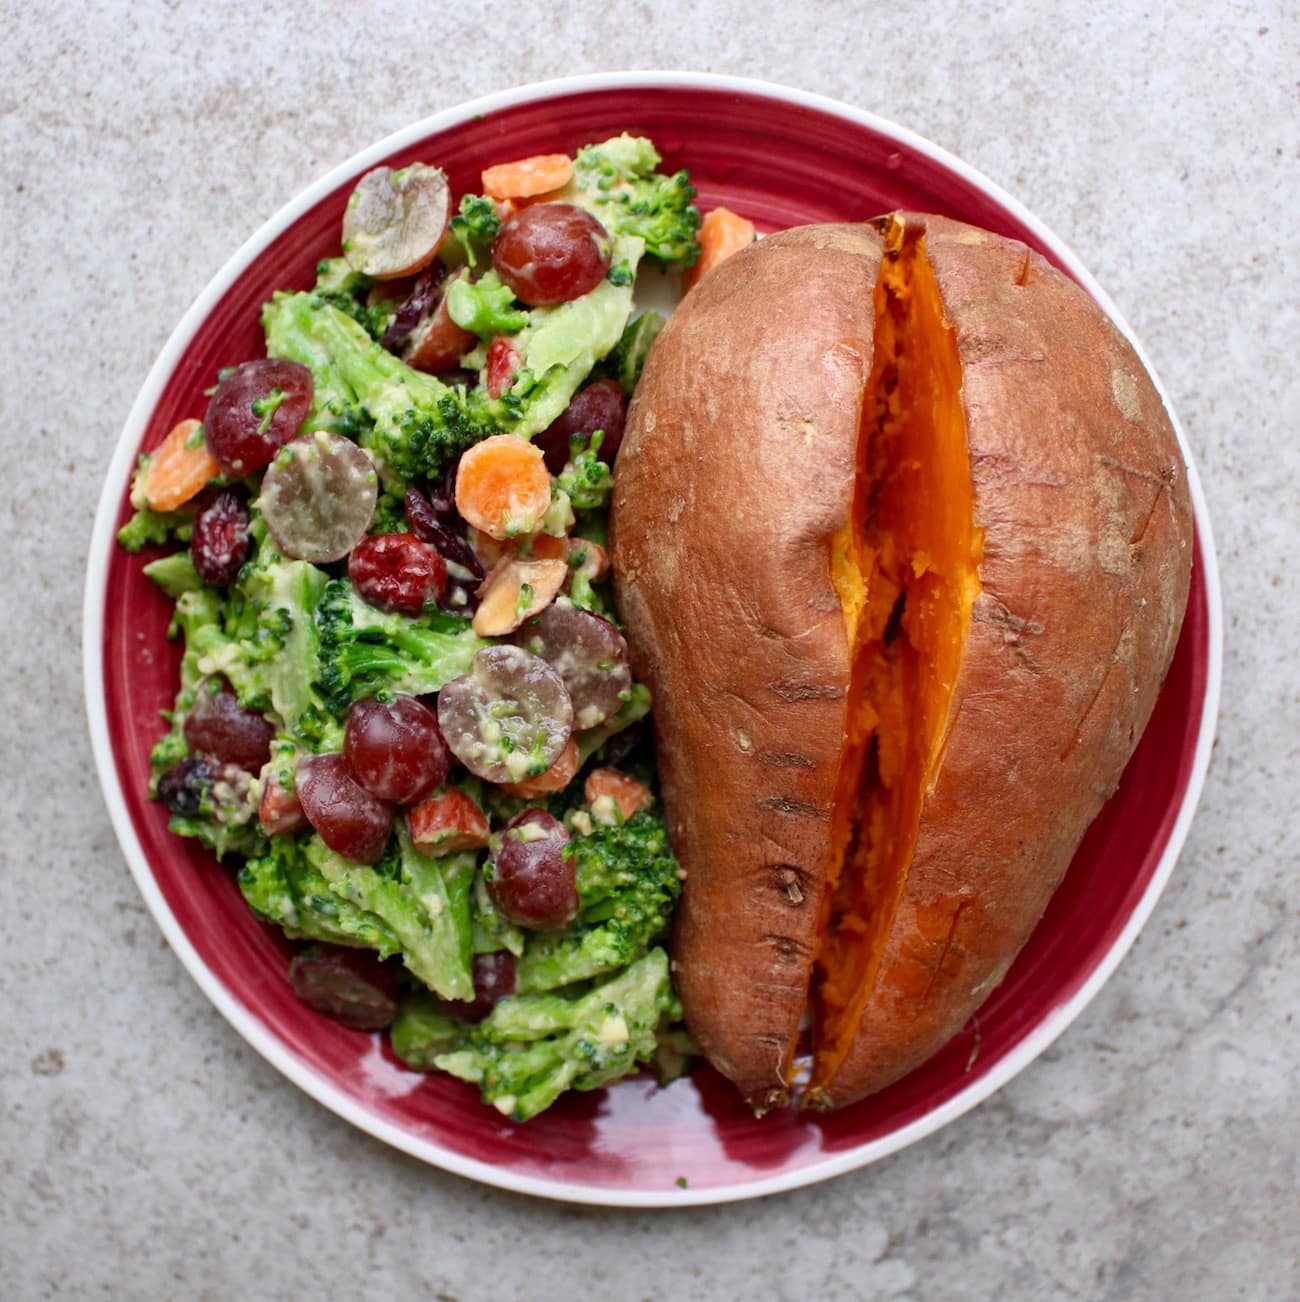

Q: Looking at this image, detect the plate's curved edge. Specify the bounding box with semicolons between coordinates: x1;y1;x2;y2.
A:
81;70;1223;1208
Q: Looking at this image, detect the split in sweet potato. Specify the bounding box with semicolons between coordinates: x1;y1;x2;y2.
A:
813;218;983;1100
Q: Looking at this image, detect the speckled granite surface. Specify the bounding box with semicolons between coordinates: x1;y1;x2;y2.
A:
2;2;1296;1297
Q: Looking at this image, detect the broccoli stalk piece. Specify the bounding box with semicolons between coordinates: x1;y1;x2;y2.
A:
431;947;677;1121
389;992;468;1068
303;831;476;1002
239;832;402;955
149;585;225;779
183;527;339;749
263;292;491;484
315;577;487;714
565;135;701;267
514;807;680;993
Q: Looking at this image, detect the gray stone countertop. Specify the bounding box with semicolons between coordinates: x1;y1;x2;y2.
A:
2;2;1295;1298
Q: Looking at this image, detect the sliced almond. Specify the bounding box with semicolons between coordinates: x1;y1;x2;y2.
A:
472;557;568;636
408;789;490;855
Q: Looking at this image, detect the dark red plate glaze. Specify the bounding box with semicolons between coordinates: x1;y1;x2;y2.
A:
88;76;1218;1203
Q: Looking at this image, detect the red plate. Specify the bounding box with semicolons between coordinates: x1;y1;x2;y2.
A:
84;74;1221;1205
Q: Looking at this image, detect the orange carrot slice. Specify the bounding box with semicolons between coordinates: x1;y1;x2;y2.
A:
481;154;573;202
686;207;757;291
455;435;553;540
145;418;220;511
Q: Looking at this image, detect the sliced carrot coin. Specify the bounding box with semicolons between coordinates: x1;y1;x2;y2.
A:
455;434;553;540
481;154;573;202
145;418;220;511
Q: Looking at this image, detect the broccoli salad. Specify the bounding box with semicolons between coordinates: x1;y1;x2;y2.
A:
117;135;703;1121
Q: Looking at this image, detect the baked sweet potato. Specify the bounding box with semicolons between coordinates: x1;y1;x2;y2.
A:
610;213;1193;1111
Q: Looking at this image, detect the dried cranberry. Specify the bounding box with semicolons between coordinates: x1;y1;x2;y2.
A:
379;264;445;354
157;755;213;816
191;489;251;587
348;533;447;615
405;486;484;578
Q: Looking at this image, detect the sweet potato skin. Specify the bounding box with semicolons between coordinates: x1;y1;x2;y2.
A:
611;225;883;1108
818;214;1193;1104
612;214;1193;1110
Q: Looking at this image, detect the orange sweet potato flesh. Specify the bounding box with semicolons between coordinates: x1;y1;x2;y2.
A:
610;213;1193;1111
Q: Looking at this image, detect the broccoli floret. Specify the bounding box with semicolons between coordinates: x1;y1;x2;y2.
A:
263;292;492;484
304;831;475;1001
446;271;528;337
432;947;677;1121
309;257;395;341
239;832;402;955
448;193;501;269
118;507;194;553
514;806;680;993
567;135;700;267
556;432;613;510
315;576;486;713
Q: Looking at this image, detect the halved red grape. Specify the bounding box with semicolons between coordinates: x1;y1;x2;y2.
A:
492;203;612;306
204;359;313;477
296;752;393;864
535;378;628;474
511;603;632;730
348;533;446;615
259;432;377;563
289;945;400;1030
436;646;573;785
344;695;450;805
488;809;576;930
343;163;450;280
183;684;275;772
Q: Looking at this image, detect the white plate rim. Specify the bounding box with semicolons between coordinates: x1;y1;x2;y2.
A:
82;69;1224;1208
